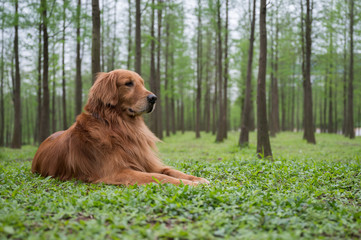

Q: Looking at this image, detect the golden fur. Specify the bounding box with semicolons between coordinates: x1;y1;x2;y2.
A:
32;69;209;186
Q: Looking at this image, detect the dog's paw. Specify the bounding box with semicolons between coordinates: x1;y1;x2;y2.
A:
194;178;210;184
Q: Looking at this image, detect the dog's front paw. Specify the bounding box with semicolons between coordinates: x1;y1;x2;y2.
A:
194;177;210;184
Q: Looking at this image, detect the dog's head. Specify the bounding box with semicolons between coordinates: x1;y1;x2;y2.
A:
87;69;157;117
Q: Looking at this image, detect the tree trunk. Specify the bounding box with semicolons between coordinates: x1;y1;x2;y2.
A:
204;29;211;133
170;49;176;134
40;0;50;143
92;0;101;83
127;0;132;70
256;0;272;158
302;0;316;143
195;0;202;138
62;0;67;129
75;0;82;117
11;0;22;148
342;26;347;134
222;0;229;139
135;0;141;75
149;0;157;134
51;50;56;133
239;0;256;147
346;0;355;138
164;8;170;137
155;0;163;139
270;21;280;135
215;0;224;142
0;8;5;146
34;23;42;144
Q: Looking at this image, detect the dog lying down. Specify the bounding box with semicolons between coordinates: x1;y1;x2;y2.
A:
32;69;209;186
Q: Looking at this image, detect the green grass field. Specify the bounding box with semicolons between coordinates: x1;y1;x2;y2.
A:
1;132;361;239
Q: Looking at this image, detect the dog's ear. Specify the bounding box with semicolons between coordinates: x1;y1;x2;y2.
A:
90;72;118;106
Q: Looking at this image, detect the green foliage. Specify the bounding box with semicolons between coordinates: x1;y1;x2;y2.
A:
1;132;361;239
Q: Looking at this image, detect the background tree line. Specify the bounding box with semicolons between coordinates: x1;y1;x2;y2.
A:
0;0;360;156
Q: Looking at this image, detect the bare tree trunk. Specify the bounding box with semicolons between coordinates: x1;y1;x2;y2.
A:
11;0;22;148
164;8;170;137
222;0;229;139
239;0;256;147
51;49;56;133
34;23;42;144
135;0;141;75
342;25;347;134
92;0;101;84
150;0;156;133
204;29;211;133
195;0;202;138
62;0;67;129
127;0;132;70
302;0;316;143
40;0;50;143
256;0;272;158
0;8;5;146
215;0;224;142
170;50;176;134
346;0;355;138
155;0;163;139
212;38;218;135
271;20;280;135
75;0;82;117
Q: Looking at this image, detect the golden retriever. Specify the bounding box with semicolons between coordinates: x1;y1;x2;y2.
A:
32;69;209;186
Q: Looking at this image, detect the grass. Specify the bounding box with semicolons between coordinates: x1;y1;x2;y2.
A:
1;132;361;239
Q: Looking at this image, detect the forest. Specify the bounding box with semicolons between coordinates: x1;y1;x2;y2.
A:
0;0;360;153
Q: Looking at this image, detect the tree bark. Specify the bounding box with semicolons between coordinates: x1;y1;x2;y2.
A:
222;0;229;139
302;0;316;143
155;0;163;139
164;7;170;137
346;0;355;138
127;0;132;70
270;20;280;136
150;0;156;134
34;23;42;144
215;0;224;142
62;0;67;129
135;0;141;75
239;0;256;147
92;0;101;84
75;0;82;117
0;6;5;146
256;0;272;158
195;0;202;138
11;0;22;148
40;0;50;143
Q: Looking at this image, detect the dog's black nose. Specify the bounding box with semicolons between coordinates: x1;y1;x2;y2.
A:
147;94;157;104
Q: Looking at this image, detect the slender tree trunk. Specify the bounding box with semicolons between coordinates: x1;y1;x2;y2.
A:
212;38;218;135
40;0;50;143
346;0;355;138
327;70;333;133
215;0;224;142
222;0;229;139
127;0;132;70
302;0;316;143
75;0;82;117
271;21;280;135
51;48;56;133
135;0;141;75
0;8;5;146
342;26;347;134
92;0;101;83
239;0;256;147
204;29;211;133
256;0;272;158
170;49;176;134
164;9;170;137
62;0;67;129
150;0;156;134
195;0;202;138
155;0;163;139
11;0;21;148
34;23;42;144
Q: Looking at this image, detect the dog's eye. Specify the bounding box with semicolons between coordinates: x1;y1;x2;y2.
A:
125;81;134;87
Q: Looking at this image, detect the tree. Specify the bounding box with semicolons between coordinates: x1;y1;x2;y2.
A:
75;0;82;117
195;0;202;138
222;0;229;139
127;0;132;70
345;0;355;139
11;0;21;149
215;0;224;142
256;0;272;158
239;0;256;147
135;0;141;75
92;0;101;83
61;0;67;129
40;0;50;142
302;0;316;144
0;2;5;146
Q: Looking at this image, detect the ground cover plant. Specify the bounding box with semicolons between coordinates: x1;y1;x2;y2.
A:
1;132;361;239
